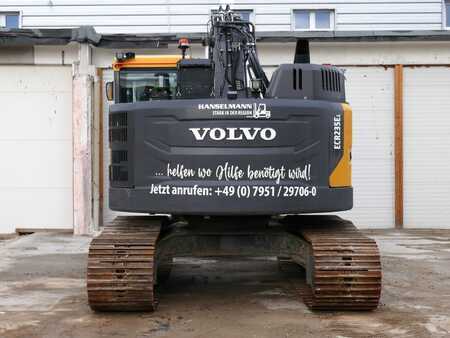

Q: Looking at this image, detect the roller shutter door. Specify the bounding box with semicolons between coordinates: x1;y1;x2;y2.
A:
0;66;73;233
403;67;450;228
338;67;395;228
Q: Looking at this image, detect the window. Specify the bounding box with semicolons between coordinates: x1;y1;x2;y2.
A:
235;10;254;22
316;10;331;29
211;9;254;22
0;12;20;28
119;69;177;103
446;1;450;28
293;10;334;30
294;11;310;29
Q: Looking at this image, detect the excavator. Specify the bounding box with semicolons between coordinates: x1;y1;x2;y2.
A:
87;6;382;312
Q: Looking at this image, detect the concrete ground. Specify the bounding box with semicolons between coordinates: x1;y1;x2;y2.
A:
1;230;450;338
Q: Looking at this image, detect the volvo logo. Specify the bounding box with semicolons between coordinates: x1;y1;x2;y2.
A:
189;127;277;141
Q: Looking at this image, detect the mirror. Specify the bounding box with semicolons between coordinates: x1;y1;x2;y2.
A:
105;81;114;101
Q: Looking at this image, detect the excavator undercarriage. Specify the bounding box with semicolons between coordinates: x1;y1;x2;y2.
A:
88;216;381;312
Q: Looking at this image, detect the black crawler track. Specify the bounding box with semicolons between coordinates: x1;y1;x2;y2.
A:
294;217;382;310
87;216;381;312
87;217;161;312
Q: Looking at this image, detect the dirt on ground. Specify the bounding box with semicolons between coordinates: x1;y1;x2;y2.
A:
0;230;450;338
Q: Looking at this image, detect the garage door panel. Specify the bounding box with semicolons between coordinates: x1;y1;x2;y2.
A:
0;66;72;92
0;93;72;140
0;66;73;232
0;188;73;232
337;67;395;228
404;67;450;228
0;140;72;188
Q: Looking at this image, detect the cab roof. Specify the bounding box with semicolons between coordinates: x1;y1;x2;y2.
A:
113;55;182;71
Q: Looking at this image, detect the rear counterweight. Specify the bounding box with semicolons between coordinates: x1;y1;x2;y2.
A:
109;98;352;215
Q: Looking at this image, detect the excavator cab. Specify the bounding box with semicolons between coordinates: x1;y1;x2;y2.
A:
106;54;181;103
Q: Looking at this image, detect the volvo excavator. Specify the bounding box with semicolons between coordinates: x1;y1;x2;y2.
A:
87;6;382;312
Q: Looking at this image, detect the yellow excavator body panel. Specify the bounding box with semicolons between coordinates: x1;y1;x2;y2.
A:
113;55;182;71
329;103;352;187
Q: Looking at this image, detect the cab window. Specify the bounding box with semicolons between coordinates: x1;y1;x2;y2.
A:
119;69;177;103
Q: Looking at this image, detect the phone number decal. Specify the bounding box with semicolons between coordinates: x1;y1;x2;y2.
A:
148;184;318;199
214;185;317;198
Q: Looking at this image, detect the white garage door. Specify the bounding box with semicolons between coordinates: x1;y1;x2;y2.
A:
0;66;73;233
338;67;395;228
404;67;450;228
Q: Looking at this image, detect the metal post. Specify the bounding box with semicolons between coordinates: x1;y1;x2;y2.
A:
394;64;404;229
